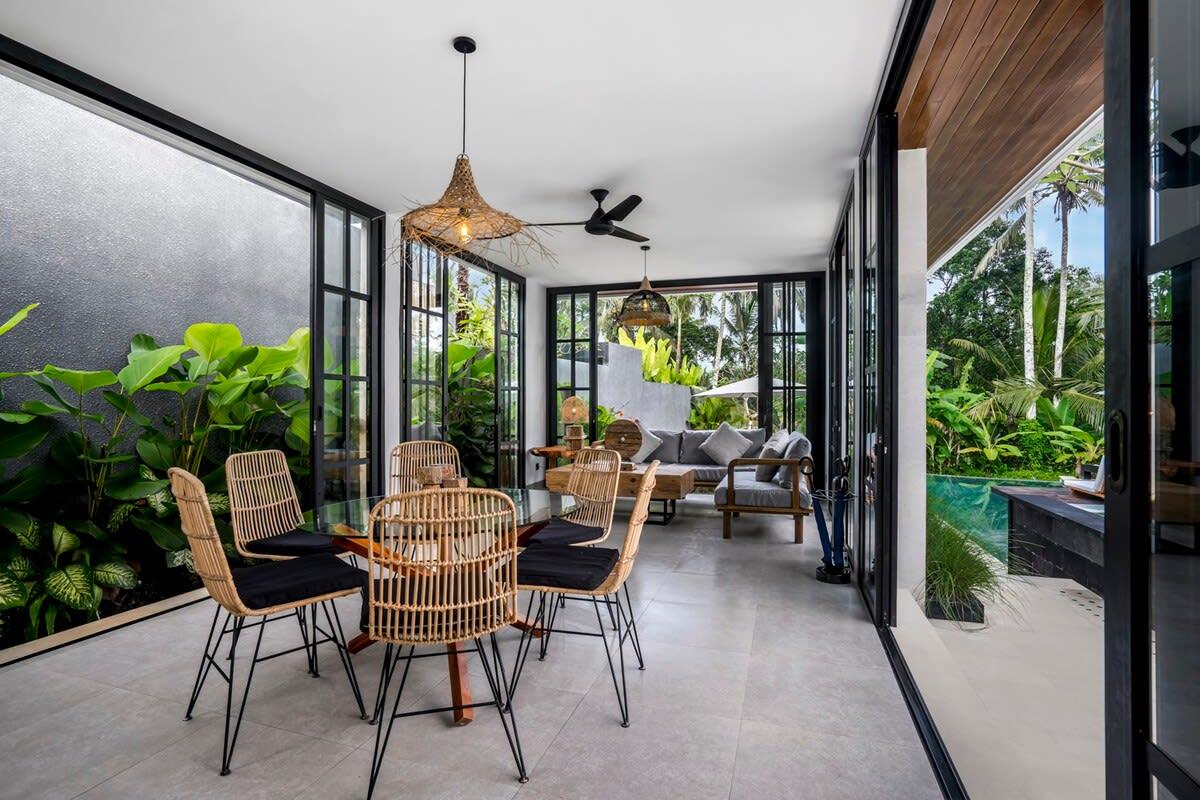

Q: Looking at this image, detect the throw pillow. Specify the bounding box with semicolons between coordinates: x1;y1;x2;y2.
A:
755;428;790;481
699;422;753;466
631;419;662;463
774;432;813;489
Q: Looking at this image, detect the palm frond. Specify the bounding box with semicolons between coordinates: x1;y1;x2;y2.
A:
948;338;1008;371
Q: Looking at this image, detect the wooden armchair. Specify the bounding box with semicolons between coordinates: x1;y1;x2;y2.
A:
715;455;815;544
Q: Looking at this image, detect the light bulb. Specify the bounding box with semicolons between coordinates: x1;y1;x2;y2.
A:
457;220;473;244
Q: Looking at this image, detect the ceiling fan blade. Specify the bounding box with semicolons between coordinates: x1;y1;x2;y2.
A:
529;221;587;227
609;226;649;243
602;194;642;222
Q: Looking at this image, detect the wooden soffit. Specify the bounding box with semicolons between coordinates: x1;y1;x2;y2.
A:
898;0;1104;265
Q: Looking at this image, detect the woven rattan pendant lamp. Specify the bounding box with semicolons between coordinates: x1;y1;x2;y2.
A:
617;245;671;330
401;37;549;265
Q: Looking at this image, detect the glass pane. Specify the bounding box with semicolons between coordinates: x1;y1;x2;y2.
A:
348;463;368;502
323;292;344;374
1149;266;1200;781
323;471;347;504
1149;0;1200;243
350;213;369;293
556;342;572;388
556;294;571;339
323;379;345;456
573;293;590;339
349;380;368;459
574;343;591;388
324;205;345;287
349;297;368;376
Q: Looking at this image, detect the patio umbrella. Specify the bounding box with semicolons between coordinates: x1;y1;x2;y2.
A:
693;375;787;398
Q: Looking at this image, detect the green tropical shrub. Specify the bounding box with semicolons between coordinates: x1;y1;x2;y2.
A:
0;303;310;642
616;327;704;386
688;397;748;429
445;342;497;487
922;502;1013;625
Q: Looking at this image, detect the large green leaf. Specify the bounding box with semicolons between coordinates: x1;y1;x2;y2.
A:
104;470;169;500
287;327;311;383
165;548;195;572
102;390;152;427
0;509;39;549
131;514;187;552
93;560;137;589
0;569;27;610
247;345;297;377
43;563;96;610
117;345;188;394
41;365;118;395
50;523;80;556
0;466;56;504
184;323;243;365
216;346;258;376
4;553;35;580
142;380;199;395
0;411;35;423
0;417;51;459
0;302;38;338
135;433;176;471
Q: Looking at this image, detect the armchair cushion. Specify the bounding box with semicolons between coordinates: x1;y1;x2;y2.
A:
517;544;619;591
232;554;366;610
774;433;813;489
715;471;811;510
755;429;791;481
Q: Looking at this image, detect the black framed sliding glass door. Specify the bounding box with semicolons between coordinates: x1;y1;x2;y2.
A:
546;290;596;444
313;200;382;503
496;273;524;488
1106;1;1200;797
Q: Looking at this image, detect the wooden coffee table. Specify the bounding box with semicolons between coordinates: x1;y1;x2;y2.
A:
546;462;695;524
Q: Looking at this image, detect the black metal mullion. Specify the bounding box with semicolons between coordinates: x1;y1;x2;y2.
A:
340;207;352;496
588;290;598;442
440;253;449;440
311;195;325;503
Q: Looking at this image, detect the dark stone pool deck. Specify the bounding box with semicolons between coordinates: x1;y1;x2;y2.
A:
993;485;1105;596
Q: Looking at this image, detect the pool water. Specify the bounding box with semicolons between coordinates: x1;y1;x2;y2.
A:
926;474;1059;562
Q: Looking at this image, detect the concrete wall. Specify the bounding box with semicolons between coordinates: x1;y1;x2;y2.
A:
556;342;693;432
896;148;928;594
0;71;310;383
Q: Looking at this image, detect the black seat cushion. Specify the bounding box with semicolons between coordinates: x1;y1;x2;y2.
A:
527;518;605;546
245;529;341;557
232;554;366;610
517;544;619;591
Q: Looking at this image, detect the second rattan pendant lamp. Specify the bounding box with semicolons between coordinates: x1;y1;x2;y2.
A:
401;36;548;265
617;245;671;330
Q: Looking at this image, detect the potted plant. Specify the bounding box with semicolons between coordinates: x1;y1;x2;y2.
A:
921;507;1011;625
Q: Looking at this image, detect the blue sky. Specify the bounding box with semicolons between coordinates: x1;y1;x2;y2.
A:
1032;196;1105;277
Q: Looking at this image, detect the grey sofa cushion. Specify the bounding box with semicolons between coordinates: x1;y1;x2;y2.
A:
648;430;681;463
685;463;754;483
715;472;811;509
700;423;753;466
754;429;791;481
681;428;765;464
774;433;813;489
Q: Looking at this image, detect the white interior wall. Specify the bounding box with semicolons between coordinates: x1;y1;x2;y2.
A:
523;277;548;486
896;148;928;594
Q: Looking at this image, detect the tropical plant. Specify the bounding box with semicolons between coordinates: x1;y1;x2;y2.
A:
616;327;704;386
444;342;496;486
921;503;1013;625
594;404;619;442
688;397;748;429
1046;425;1104;473
0;305;311;642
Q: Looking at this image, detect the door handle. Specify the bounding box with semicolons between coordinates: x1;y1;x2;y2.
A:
1107;410;1126;493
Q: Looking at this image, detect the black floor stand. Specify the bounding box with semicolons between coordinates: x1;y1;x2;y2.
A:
646;498;676;525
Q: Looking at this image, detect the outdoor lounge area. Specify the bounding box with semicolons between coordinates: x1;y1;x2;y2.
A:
2;2;1199;799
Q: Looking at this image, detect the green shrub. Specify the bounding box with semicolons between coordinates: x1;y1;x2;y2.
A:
922;502;1012;624
1015;419;1056;470
689;397;748;429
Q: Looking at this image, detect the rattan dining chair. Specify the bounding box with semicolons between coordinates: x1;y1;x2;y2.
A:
364;488;528;796
227;449;340;560
387;440;463;494
508;462;657;728
169;468;368;776
526;447;621;546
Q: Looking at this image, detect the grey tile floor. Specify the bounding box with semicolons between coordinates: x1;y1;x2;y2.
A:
0;499;941;800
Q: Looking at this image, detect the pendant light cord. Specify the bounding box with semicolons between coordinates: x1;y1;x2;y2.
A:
461;51;468;155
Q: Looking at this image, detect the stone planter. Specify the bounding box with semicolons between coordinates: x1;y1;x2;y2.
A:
925;595;985;624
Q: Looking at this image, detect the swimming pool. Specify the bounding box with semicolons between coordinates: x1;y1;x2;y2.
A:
926;474;1059;561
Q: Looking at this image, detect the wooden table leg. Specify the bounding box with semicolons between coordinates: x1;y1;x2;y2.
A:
346;633;374;654
446;642;473;726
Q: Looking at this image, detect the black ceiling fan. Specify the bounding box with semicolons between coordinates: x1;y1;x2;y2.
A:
533;189;649;242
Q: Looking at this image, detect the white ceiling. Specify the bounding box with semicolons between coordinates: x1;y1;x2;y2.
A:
0;0;902;285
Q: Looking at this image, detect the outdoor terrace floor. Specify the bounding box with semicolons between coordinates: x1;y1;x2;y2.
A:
0;499;939;800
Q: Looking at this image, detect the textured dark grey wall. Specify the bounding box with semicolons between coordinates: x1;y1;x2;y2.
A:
0;72;309;381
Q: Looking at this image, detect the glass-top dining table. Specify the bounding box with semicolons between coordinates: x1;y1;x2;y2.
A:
298;487;572;726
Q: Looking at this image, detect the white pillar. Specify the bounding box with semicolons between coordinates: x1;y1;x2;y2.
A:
383;213;404;464
896;148;928;593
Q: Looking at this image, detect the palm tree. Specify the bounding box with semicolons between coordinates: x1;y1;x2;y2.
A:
1041;139;1103;380
950;284;1104;428
665;294;698;364
974;191;1038;417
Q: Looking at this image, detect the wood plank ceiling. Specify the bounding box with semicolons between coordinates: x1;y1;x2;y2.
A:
898;0;1103;265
